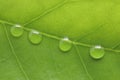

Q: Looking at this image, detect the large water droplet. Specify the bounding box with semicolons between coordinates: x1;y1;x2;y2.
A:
28;30;42;44
90;45;105;59
10;24;24;37
59;37;72;52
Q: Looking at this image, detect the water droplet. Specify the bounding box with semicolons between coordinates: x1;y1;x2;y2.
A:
10;24;24;37
90;45;105;59
28;30;42;44
59;37;72;52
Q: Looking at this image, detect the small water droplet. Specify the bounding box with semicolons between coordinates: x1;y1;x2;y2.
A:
59;37;72;52
10;24;24;37
28;30;42;44
90;45;105;59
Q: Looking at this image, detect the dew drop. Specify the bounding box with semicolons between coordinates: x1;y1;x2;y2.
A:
28;30;42;44
90;45;105;59
59;37;72;52
10;24;24;37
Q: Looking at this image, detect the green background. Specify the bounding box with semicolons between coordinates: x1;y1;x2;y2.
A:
0;0;120;80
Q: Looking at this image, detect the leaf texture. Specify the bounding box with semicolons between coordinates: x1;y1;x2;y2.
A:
0;0;120;80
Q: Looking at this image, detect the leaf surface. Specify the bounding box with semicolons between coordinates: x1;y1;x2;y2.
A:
0;0;120;80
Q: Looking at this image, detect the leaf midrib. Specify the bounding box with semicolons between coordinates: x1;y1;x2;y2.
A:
0;19;120;53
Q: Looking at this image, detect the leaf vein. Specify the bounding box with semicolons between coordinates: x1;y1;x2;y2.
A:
23;0;68;26
3;23;31;80
74;45;94;80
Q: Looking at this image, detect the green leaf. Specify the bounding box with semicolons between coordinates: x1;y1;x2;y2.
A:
0;0;120;80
